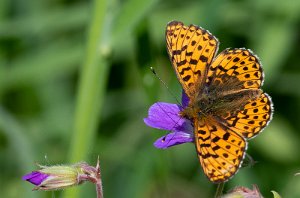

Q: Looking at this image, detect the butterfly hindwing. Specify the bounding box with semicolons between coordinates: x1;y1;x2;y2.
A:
221;93;273;139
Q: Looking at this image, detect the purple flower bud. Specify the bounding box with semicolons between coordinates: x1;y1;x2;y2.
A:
22;162;100;191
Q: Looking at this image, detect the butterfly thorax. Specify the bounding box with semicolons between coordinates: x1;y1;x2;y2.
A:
180;83;262;122
179;91;210;122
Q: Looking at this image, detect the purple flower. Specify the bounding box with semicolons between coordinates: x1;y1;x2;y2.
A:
144;91;194;149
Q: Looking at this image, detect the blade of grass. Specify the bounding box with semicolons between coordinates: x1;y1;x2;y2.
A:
63;0;109;197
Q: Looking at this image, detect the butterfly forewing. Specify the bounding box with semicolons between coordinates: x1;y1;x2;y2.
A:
207;48;264;89
166;21;219;97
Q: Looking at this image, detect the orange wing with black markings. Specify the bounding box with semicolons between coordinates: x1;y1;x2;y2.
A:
207;48;264;90
206;48;273;139
222;93;273;139
166;21;219;97
194;117;247;183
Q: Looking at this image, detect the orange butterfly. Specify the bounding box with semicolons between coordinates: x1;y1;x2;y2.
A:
163;21;273;183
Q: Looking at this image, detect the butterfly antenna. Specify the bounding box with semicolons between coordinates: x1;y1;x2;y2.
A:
150;67;191;147
150;67;181;105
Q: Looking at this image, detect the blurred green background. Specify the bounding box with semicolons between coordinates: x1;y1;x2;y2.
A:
1;0;300;197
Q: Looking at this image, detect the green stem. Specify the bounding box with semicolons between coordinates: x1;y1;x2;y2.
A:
215;182;225;198
63;0;108;197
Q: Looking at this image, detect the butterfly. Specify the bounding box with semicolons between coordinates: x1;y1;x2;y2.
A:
165;21;273;183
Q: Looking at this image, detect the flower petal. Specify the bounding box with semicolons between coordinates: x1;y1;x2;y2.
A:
181;90;189;108
144;102;184;131
22;171;49;186
154;131;194;149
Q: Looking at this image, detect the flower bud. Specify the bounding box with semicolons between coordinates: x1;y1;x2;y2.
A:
22;162;97;191
222;185;263;198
